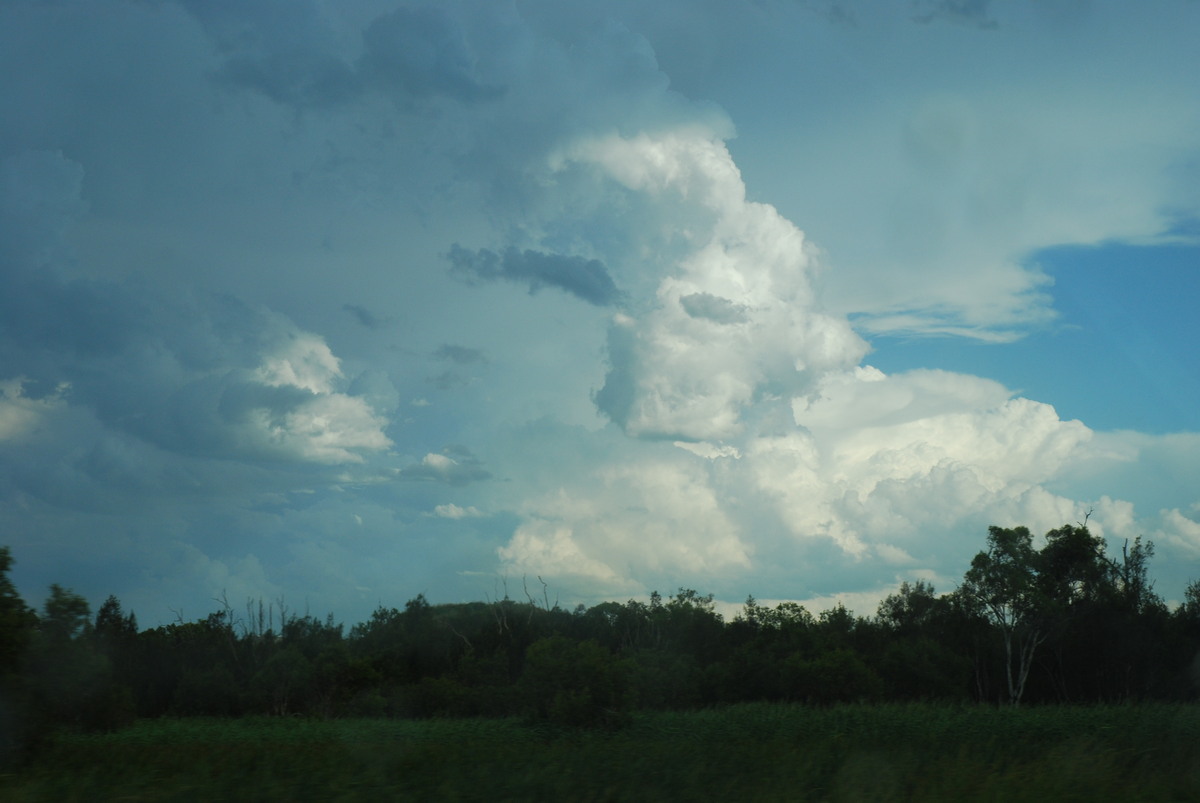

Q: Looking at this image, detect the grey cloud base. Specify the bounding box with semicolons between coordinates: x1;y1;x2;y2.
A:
448;245;624;307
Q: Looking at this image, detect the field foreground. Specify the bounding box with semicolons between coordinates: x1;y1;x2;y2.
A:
3;703;1199;801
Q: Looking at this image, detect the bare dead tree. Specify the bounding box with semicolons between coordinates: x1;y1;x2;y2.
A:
211;589;242;669
539;576;558;612
276;595;290;629
446;620;474;652
486;577;511;636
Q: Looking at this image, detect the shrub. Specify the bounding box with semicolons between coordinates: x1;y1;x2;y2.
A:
519;636;632;728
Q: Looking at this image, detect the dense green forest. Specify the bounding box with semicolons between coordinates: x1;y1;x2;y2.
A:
2;523;1199;766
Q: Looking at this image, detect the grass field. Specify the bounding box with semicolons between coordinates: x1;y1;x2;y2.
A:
3;703;1199;801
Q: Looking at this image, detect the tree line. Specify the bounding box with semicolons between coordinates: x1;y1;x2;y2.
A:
2;523;1199;758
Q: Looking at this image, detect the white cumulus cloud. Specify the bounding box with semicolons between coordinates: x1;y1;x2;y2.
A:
569;130;867;442
433;503;483;519
499;456;751;589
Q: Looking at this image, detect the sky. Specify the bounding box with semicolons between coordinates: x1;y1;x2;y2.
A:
1;0;1198;627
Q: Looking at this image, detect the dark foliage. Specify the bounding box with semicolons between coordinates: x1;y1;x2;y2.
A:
1;522;1198;766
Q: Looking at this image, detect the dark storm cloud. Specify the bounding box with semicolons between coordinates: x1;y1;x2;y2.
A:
592;320;637;433
0;151;88;269
218;51;360;108
180;0;326;53
344;304;381;329
447;245;624;307
181;0;360;106
911;0;999;29
433;344;487;365
0;260;149;364
0;147;388;468
679;292;750;325
2;261;276;459
182;1;500;109
359;6;503;104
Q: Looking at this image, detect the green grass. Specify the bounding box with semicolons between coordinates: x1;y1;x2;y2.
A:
3;703;1199;801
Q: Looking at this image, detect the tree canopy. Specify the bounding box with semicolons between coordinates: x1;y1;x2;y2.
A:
0;521;1197;764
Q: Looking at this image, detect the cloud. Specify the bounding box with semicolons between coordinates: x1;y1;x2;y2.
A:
180;0;338;54
5;0;1200;628
218;378;392;465
791;1;860;26
746;365;1092;555
343;304;381;329
218;50;360;108
0;148;392;473
481;112;1123;604
255;333;342;394
678;292;750;325
654;4;1200;343
0;266;393;468
911;0;999;29
359;6;504;104
566;130;868;441
398;448;491;486
767;398;1088;545
496;364;1102;603
447;245;624;307
184;1;502;110
0;378;68;443
1158;508;1200;559
181;0;361;107
0;150;87;268
498;456;751;589
433;344;487;365
426;371;468;391
433;503;483;519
